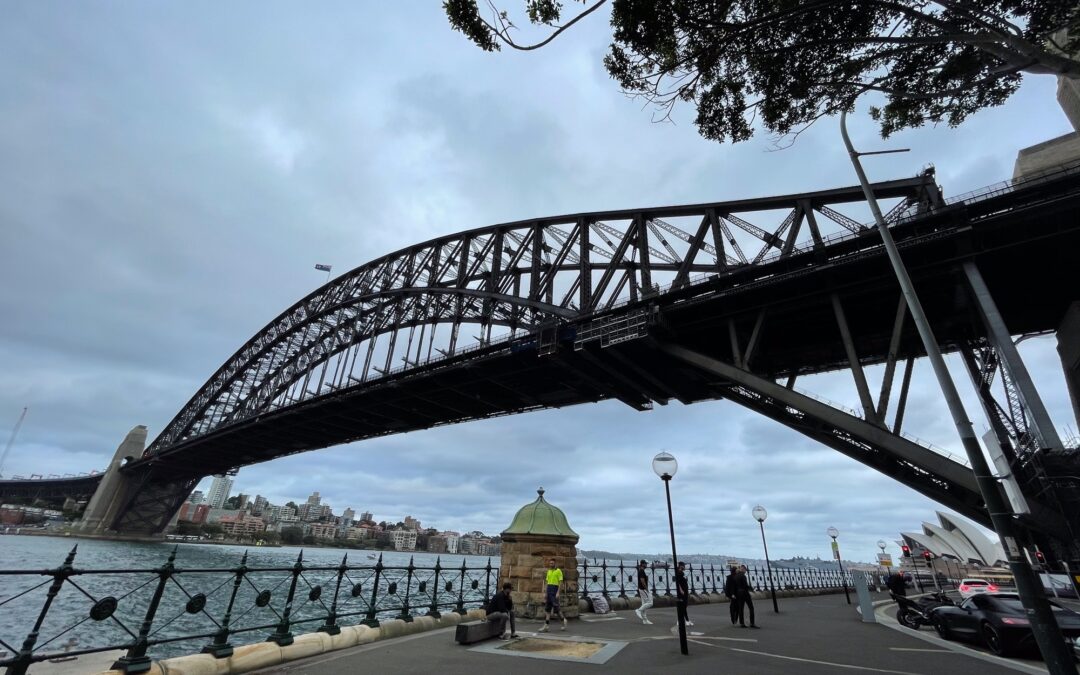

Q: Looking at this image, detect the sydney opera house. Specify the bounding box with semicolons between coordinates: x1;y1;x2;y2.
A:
898;511;1006;567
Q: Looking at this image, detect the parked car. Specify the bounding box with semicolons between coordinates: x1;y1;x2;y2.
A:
958;578;998;599
930;593;1080;657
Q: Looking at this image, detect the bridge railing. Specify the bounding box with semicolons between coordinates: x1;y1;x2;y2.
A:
943;157;1080;209
0;546;498;675
576;558;856;600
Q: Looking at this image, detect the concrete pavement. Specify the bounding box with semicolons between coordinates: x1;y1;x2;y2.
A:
254;591;1048;674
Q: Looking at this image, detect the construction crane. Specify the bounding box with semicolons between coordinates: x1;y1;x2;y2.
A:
0;406;28;479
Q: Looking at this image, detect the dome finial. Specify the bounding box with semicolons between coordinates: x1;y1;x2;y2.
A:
537;486;545;500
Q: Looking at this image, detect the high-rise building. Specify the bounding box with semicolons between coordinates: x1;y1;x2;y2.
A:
360;511;373;523
403;516;420;531
253;495;269;515
342;507;355;521
188;491;204;505
307;491;321;506
206;475;234;509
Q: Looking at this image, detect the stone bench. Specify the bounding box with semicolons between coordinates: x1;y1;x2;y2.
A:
454;619;502;645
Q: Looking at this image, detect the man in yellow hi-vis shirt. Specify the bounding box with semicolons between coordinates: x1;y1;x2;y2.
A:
539;557;567;632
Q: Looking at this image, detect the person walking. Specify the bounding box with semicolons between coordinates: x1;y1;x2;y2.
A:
674;561;693;627
735;565;759;628
724;565;740;625
487;582;518;639
634;560;654;625
540;557;567;632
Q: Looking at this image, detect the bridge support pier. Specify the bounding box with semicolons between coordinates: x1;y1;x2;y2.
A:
76;426;147;536
1058;302;1080;433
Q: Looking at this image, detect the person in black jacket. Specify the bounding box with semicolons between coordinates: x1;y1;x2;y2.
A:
885;571;907;597
735;565;759;628
724;566;740;625
674;562;693;627
486;582;518;639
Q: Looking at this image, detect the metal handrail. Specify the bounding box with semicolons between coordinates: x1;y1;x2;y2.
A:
576;558;856;600
0;544;869;674
0;547;497;674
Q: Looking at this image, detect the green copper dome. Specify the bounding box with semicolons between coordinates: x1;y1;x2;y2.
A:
502;487;579;539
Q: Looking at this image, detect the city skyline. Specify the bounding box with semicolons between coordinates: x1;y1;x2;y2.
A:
187;476;490;538
1;4;1075;562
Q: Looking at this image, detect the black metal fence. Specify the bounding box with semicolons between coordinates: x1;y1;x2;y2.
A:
0;546;497;675
0;548;861;675
578;559;854;598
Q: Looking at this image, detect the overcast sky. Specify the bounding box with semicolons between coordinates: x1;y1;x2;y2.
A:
1;3;1075;563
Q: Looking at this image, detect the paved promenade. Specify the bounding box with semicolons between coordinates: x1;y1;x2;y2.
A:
254;592;1049;675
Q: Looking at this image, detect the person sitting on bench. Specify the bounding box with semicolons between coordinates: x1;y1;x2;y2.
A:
487;582;518;639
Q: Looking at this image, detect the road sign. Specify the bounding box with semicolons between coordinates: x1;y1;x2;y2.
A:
831;541;839;559
877;553;893;567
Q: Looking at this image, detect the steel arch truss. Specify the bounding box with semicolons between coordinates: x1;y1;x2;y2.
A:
146;174;942;455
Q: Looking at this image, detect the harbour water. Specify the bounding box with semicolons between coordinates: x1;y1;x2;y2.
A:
0;535;500;662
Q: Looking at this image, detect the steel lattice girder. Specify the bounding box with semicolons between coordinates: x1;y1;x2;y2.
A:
146;175;941;455
104;163;1080;538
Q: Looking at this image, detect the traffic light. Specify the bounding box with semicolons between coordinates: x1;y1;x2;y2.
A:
1034;550;1045;564
922;550;932;562
901;544;911;558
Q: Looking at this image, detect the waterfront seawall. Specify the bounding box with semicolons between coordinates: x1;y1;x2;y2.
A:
89;586;851;675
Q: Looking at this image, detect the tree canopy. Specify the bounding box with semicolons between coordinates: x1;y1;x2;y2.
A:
444;0;1080;141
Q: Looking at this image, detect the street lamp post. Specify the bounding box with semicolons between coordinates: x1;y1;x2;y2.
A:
653;452;688;656
839;109;1075;673
753;506;779;613
827;527;851;605
877;540;888;589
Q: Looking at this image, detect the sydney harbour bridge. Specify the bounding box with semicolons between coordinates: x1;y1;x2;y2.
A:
3;161;1079;561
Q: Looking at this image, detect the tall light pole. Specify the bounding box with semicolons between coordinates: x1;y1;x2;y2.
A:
827;527;850;605
878;540;888;587
753;506;779;613
653;451;687;656
840;109;1075;673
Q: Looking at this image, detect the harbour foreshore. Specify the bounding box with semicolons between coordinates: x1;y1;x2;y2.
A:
86;587;845;675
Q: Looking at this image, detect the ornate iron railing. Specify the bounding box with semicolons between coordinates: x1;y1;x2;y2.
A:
0;546;869;674
577;558;855;598
0;547;497;675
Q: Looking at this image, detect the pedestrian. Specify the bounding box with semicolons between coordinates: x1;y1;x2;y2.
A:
540;557;567;632
885;569;907;597
735;565;759;628
674;561;693;627
486;582;518;639
724;565;740;625
634;560;654;625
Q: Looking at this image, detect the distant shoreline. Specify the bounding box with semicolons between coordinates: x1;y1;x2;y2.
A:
0;529;496;556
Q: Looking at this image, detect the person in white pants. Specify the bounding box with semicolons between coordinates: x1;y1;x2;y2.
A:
634;560;654;624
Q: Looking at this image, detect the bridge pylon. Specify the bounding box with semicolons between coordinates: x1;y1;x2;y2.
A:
77;425;148;536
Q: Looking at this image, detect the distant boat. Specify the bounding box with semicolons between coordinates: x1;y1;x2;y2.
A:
650;561;670;569
367;554;377;560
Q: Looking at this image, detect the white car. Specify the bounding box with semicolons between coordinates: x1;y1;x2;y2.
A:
958;578;998;599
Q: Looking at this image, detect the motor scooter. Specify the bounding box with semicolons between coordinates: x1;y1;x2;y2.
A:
892;591;954;630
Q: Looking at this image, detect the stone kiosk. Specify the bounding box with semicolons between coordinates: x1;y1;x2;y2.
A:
500;488;579;620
